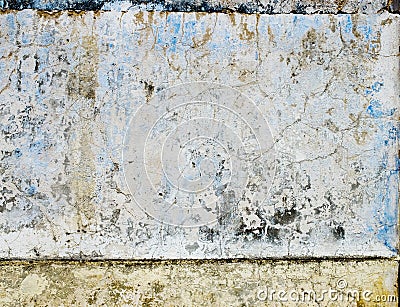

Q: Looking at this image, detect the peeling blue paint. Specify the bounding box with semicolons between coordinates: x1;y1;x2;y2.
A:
6;14;16;35
371;81;383;92
366;99;396;118
14;148;22;158
344;15;352;33
183;20;196;46
38;31;55;46
376;170;399;254
29;140;46;155
366;99;383;118
388;126;399;141
154;15;184;54
371;119;399;254
358;24;373;40
291;15;311;38
26;185;37;196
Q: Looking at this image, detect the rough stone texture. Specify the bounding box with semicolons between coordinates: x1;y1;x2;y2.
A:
0;10;398;259
0;1;399;306
0;260;398;306
0;0;398;14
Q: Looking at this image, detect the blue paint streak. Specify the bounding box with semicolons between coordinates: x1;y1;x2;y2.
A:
365;81;384;96
376;170;398;253
21;33;30;45
29;140;46;154
166;14;181;53
371;81;383;92
366;99;396;118
182;20;196;46
14;148;22;158
388;126;399;141
364;88;373;95
154;14;183;54
168;15;181;35
35;48;49;72
38;31;55;45
366;99;383;118
358;24;372;40
372;123;399;254
290;15;312;38
344;15;352;33
26;185;37;196
313;15;323;28
6;14;16;38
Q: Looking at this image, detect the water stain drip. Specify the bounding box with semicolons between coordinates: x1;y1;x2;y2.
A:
66;33;99;230
67;36;99;100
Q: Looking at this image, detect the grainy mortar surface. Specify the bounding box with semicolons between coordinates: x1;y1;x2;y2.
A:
0;0;398;306
0;260;398;306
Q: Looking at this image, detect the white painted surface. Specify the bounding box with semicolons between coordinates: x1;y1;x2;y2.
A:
0;11;398;258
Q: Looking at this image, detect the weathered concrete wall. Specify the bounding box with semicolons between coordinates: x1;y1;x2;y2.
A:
0;0;398;306
0;10;398;259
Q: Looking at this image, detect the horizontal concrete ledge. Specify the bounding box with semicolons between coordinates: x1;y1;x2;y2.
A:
0;0;398;14
0;259;398;306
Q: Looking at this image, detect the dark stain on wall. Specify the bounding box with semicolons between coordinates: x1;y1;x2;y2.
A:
332;225;345;240
390;0;400;12
0;0;106;10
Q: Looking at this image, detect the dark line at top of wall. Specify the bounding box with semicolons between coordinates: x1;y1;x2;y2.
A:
0;256;397;266
0;0;399;14
0;255;398;263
